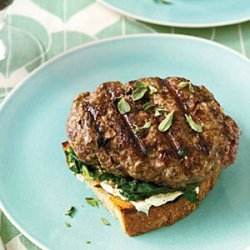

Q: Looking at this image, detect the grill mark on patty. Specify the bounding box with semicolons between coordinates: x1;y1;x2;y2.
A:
104;84;147;156
86;98;127;173
86;103;106;148
127;80;178;159
154;78;189;158
164;78;210;156
121;113;147;155
153;115;180;158
129;78;188;159
67;77;240;188
128;79;182;158
153;110;180;156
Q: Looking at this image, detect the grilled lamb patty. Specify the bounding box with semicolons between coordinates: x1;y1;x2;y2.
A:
66;77;240;188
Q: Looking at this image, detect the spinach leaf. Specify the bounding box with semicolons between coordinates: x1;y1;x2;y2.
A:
98;172;198;203
64;145;198;203
66;147;81;174
65;147;99;178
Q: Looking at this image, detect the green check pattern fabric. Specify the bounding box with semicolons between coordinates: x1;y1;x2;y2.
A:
0;0;250;249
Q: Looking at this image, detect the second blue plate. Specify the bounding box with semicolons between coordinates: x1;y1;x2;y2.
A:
99;0;250;27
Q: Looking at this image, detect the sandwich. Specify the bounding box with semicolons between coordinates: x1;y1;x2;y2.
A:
62;77;240;236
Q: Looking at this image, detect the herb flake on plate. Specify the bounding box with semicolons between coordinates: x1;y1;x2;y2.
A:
153;0;172;4
64;206;76;217
101;217;111;226
85;197;99;207
65;222;72;228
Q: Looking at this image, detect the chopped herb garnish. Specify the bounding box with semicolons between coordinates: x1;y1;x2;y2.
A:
101;217;111;226
153;0;172;4
154;108;165;117
132;82;157;101
143;101;154;111
134;126;140;133
185;114;203;133
64;206;76;217
178;149;188;158
86;241;91;244
148;85;157;95
132;87;148;101
117;97;131;115
178;81;195;93
85;197;99;207
142;121;151;129
135;121;151;133
188;84;195;93
178;81;189;89
135;81;146;88
158;110;174;132
65;222;72;228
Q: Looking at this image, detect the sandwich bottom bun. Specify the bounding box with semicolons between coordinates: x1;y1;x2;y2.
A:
84;170;220;236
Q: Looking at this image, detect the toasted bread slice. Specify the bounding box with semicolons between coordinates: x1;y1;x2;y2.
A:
84;171;219;236
62;141;220;236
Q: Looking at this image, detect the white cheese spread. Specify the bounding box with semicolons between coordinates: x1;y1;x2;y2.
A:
131;191;183;214
100;180;184;214
76;175;199;215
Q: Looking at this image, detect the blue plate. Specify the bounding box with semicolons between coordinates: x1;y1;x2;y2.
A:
99;0;250;27
1;34;250;250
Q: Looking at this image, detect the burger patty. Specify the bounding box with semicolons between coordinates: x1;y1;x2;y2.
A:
66;77;240;188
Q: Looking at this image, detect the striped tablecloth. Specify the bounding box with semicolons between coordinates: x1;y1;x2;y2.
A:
0;0;250;249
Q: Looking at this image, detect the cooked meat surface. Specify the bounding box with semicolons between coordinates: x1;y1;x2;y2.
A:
66;77;240;188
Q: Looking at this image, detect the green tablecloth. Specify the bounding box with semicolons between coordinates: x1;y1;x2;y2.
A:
0;1;250;249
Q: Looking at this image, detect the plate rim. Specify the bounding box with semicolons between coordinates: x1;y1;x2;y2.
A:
98;0;250;28
0;33;250;250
